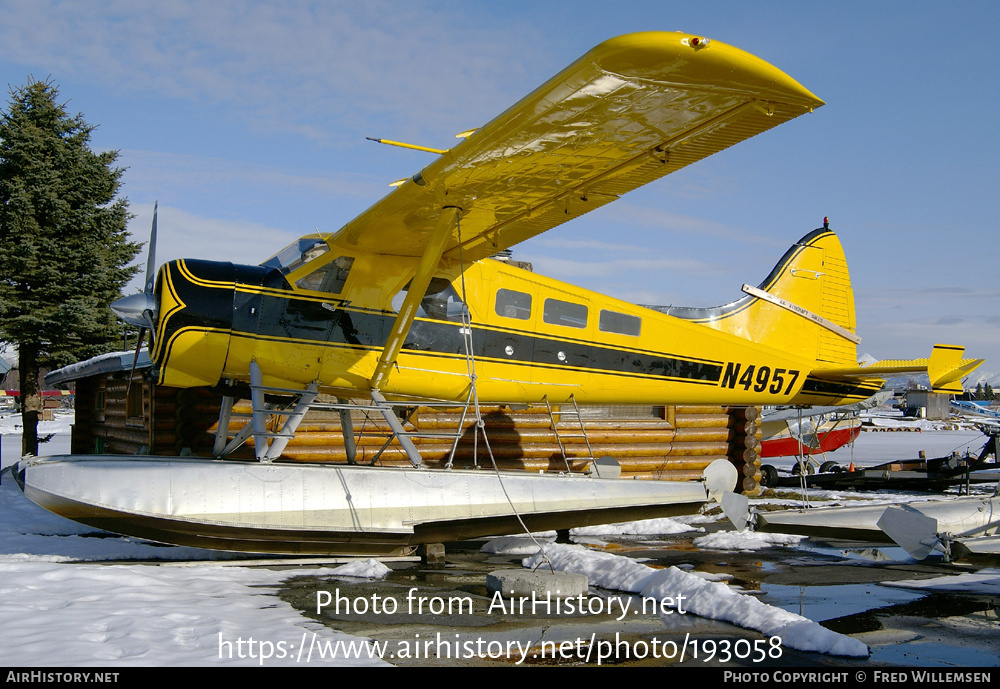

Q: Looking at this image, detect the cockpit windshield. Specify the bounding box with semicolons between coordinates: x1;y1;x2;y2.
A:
260;237;329;274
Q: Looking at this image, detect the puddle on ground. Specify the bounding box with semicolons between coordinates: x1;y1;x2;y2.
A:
822;592;998;632
871;639;1000;667
761;582;925;622
802;544;916;563
273;534;1000;666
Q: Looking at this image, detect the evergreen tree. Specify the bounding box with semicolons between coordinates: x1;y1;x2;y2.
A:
0;79;141;455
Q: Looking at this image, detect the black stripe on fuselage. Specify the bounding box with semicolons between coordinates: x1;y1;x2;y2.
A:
799;376;882;400
246;290;725;385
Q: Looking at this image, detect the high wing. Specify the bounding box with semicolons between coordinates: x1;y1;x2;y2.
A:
329;31;824;261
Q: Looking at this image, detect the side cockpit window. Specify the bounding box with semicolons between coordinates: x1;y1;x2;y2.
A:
261;237;329;275
295;256;355;294
392;277;468;322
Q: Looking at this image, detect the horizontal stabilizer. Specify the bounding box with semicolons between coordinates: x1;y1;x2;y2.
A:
813;344;984;394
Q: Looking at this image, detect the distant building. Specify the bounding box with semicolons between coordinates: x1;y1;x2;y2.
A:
903;390;951;420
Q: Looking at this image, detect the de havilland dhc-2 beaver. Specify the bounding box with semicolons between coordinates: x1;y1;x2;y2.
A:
16;32;984;555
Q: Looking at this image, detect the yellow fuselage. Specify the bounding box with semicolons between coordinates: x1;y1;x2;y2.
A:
151;233;880;407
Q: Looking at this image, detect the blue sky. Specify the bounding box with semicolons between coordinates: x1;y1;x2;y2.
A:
2;1;998;375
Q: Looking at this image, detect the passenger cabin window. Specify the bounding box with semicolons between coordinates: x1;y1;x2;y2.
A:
392;277;468;322
295;256;354;294
260;237;329;275
543;298;587;329
599;309;641;336
495;289;531;320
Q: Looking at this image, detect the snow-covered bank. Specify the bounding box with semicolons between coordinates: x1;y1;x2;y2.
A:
522;544;869;658
691;530;806;552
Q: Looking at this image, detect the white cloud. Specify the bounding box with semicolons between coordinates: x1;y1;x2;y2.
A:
120;149;380;201
0;1;546;144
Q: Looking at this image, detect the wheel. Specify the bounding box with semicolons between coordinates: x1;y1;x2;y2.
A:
819;460;841;474
760;464;779;487
791;461;815;476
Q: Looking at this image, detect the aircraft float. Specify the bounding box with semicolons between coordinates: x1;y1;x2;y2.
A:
757;493;1000;562
16;32;983;555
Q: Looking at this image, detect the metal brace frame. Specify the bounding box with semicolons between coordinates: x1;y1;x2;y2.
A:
212;361;321;462
212;365;473;468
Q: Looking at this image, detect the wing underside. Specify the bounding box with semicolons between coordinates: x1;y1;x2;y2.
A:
330;32;824;262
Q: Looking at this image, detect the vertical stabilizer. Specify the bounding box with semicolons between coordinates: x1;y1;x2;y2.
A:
661;225;858;368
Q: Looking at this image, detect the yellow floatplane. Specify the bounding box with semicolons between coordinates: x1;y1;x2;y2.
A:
16;32;982;555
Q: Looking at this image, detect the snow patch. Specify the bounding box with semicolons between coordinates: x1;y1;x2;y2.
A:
523;544;868;658
693;530;807;552
327;558;392;580
571;516;698;536
481;535;556;555
0;561;388;666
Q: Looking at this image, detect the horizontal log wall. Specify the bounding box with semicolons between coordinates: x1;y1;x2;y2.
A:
72;378;762;494
71;372;153;456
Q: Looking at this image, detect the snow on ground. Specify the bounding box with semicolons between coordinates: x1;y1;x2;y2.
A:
0;561;387;666
522;544;869;658
480;534;557;556
480;518;702;554
0;432;387;667
570;516;701;537
2;424;996;666
0;410;76;439
692;530;806;552
325;558;393;580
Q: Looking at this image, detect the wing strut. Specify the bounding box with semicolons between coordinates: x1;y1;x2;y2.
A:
370;206;459;390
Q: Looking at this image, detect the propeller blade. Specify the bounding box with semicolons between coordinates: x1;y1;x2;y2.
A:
721;491;750;532
144;202;157;295
703;458;739;502
112;202;161;329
